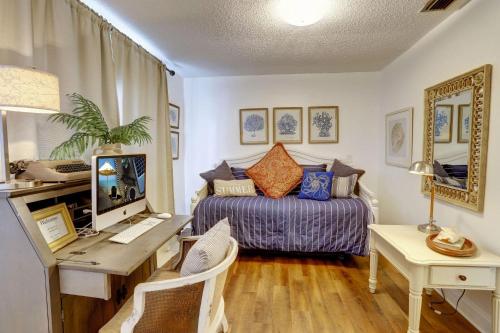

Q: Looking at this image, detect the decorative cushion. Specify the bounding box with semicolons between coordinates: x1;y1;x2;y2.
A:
245;143;303;199
231;167;264;196
180;218;231;276
442;164;468;179
298;171;334;201
214;179;257;197
200;161;235;195
330;159;365;193
433;160;449;178
289;164;328;195
331;174;358;198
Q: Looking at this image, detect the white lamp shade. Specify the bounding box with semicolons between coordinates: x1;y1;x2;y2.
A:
0;66;60;114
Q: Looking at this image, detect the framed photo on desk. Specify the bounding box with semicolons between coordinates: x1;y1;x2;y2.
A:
32;203;78;252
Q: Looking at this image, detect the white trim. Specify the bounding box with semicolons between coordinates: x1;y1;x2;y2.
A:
435;150;469;164
436;289;490;333
221;148;352;169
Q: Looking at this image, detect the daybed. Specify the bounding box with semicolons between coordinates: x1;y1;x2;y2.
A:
190;150;379;256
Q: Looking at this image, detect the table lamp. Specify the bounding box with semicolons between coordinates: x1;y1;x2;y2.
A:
0;65;60;189
408;160;441;234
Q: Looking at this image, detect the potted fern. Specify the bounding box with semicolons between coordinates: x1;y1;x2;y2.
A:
49;93;152;159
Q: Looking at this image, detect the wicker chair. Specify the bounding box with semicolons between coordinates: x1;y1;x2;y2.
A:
100;236;238;333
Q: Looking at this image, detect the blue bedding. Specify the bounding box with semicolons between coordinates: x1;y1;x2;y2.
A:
192;195;372;256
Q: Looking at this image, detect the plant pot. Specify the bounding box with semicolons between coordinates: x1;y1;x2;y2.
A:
93;144;123;156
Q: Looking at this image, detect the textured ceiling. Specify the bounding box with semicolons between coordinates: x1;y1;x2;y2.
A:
97;0;466;77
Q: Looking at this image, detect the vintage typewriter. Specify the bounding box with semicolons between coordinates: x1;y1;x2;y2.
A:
14;160;91;182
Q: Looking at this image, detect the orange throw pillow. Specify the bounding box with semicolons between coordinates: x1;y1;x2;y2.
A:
246;143;303;199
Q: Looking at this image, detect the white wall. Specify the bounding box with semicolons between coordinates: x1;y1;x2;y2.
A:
167;73;187;214
183;72;381;213
379;0;500;330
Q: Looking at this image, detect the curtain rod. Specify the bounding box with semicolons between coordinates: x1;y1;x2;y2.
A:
73;0;175;76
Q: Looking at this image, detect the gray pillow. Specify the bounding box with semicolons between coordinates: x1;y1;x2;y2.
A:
433;160;449;177
200;161;235;195
330;159;365;194
180;218;231;276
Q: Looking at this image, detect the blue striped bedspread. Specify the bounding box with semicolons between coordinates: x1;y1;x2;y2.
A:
192;195;372;256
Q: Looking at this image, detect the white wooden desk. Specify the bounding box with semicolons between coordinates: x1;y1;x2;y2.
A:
369;224;500;333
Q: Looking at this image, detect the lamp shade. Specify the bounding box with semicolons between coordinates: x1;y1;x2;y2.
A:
408;161;434;176
0;66;60;114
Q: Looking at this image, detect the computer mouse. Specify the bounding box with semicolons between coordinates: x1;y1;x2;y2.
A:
157;212;172;219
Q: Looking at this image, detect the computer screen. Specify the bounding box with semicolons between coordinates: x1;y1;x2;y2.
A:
94;154;146;216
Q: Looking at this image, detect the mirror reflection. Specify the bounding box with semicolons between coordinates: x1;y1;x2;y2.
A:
433;89;472;190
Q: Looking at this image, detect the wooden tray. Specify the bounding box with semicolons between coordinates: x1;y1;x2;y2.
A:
426;234;477;257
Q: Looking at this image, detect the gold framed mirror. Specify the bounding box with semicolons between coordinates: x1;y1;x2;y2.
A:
422;65;492;212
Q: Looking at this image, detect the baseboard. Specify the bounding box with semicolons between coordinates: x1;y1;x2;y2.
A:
436;289;490;333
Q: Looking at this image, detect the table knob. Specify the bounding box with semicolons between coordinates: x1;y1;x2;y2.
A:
458;274;467;281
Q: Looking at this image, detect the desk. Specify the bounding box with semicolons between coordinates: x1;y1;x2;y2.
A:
57;215;192;299
368;224;500;333
0;180;192;333
57;215;192;333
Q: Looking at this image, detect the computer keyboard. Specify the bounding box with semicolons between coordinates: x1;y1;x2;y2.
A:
55;163;92;173
108;217;163;244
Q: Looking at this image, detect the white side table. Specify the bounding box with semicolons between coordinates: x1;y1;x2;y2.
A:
368;224;500;333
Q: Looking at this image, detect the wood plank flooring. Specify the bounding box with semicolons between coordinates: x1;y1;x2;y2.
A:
223;254;479;333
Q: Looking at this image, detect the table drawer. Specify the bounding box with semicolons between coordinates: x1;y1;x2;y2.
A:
60;269;111;300
429;266;496;288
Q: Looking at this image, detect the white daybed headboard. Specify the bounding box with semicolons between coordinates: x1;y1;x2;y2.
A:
221;149;353;169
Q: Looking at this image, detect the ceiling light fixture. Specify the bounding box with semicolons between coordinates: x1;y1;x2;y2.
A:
277;0;330;27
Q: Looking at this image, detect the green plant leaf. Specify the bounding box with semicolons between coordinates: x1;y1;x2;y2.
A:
48;93;152;159
49;132;97;160
109;116;152;146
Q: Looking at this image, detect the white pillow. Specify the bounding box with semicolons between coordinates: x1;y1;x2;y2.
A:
214;179;257;197
331;174;358;198
180;218;231;276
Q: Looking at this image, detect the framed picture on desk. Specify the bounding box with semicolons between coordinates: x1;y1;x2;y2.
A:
32;203;78;252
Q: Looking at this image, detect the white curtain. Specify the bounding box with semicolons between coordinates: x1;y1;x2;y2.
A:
0;0;119;161
31;0;120;159
111;32;175;213
0;0;38;162
0;0;175;212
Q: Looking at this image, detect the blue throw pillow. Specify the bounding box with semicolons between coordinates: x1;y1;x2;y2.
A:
298;171;334;201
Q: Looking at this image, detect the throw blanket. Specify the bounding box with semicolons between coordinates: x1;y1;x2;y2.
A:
192;195;372;256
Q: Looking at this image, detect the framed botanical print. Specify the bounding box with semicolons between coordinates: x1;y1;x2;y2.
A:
434;104;453;143
32;203;78;253
458;104;471;143
169;103;180;129
308;106;339;143
385;107;413;168
171;131;179;160
273;107;303;144
239;108;269;145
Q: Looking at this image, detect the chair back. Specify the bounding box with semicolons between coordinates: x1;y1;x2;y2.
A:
121;237;238;333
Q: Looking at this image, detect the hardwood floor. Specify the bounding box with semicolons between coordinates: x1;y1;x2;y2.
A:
223;254;479;333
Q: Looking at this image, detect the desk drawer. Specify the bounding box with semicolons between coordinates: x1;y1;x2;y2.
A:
60;269;111;300
429;266;495;288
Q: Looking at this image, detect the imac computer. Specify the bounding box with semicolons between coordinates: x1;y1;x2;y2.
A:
91;154;147;231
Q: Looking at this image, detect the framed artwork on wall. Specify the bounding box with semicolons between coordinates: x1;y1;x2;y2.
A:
171;131;179;160
458;104;471;143
273;107;303;144
239;108;269;145
31;203;78;253
434;104;453;143
169;103;180;129
308;106;339;143
385;107;413;168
